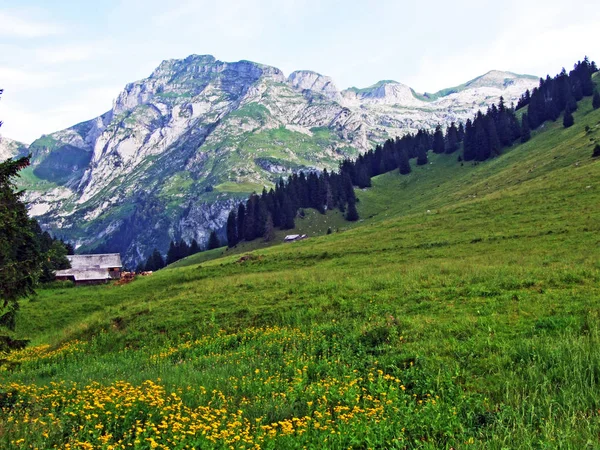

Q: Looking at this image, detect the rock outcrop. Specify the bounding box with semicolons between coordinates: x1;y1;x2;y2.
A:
20;55;538;266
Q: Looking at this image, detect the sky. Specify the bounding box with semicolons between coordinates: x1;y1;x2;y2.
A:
0;0;598;144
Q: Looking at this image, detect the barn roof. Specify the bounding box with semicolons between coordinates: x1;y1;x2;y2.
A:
55;268;112;281
55;254;122;282
66;254;122;270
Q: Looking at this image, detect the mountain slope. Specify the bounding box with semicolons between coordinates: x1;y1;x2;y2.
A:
0;136;28;161
20;55;538;266
4;90;600;448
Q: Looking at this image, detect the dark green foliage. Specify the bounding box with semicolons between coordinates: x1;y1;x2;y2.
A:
445;122;459;154
563;108;574;128
593;90;600;110
207;231;220;250
0;156;44;350
521;114;531;143
226;210;238;247
189;239;200;255
520;57;596;130
144;249;165;272
263;214;275;242
345;198;359;221
39;237;70;283
593;144;600;158
432;125;445;154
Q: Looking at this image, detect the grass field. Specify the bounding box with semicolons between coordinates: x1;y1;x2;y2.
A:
1;93;599;449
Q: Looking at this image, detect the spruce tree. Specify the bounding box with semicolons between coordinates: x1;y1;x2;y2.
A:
166;240;178;265
563;107;574;128
226;210;238;247
281;193;295;230
398;147;411;175
189;239;200;255
263;213;275;242
236;203;245;242
520;113;531;143
445;122;459;154
593;90;600;110
416;146;428;166
0;155;45;351
207;231;220;250
345;198;359;221
432;125;445;154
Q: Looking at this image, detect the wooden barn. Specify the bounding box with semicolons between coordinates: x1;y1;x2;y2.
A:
55;254;122;286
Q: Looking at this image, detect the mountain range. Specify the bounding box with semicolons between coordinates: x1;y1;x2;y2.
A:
8;54;538;266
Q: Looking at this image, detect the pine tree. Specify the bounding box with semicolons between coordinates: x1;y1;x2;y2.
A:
563;107;574;128
0;155;45;351
432;125;445;154
236;203;245;242
281;193;295;230
207;231;220;250
397;147;411;175
416;146;428;165
593;90;600;110
345;198;359;221
226;210;238;247
166;240;178;265
520;113;531;143
177;239;189;260
263;213;275;242
445;122;459;154
189;239;200;255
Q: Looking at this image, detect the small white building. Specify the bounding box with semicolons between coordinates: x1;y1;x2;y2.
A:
55;254;122;285
284;234;307;242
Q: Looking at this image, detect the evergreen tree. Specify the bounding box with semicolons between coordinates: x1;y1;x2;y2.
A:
432;125;445;154
207;230;220;250
593;90;600;110
189;239;200;255
263;213;275;242
152;249;165;270
281;193;295;230
416;146;428;165
563;107;574;128
445;122;459;154
226;210;238;247
520;113;531;143
345;198;359;221
457;123;465;142
166;240;178;265
236;203;245;242
397;147;411;175
0;155;45;351
177;239;189;260
243;195;257;241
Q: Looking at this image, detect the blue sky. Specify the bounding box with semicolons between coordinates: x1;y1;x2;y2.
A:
0;0;598;143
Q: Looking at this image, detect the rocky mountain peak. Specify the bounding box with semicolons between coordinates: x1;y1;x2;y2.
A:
287;70;340;101
342;80;423;107
21;53;539;267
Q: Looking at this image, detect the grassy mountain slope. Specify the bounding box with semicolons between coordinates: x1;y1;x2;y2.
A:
2;92;600;448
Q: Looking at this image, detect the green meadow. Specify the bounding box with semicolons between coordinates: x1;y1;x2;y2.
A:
1;92;600;448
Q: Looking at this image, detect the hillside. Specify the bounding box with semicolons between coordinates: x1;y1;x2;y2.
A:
0;136;27;161
1;81;599;448
18;54;537;267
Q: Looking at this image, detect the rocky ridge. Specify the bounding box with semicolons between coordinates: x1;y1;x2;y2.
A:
19;55;538;266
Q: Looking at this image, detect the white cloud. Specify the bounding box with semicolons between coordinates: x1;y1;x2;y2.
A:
0;10;62;38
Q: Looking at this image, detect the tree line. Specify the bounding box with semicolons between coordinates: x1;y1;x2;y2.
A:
141;57;598;264
516;57;598;130
225;169;359;248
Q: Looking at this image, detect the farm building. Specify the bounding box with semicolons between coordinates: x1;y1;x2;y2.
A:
284;234;307;242
55;254;122;286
